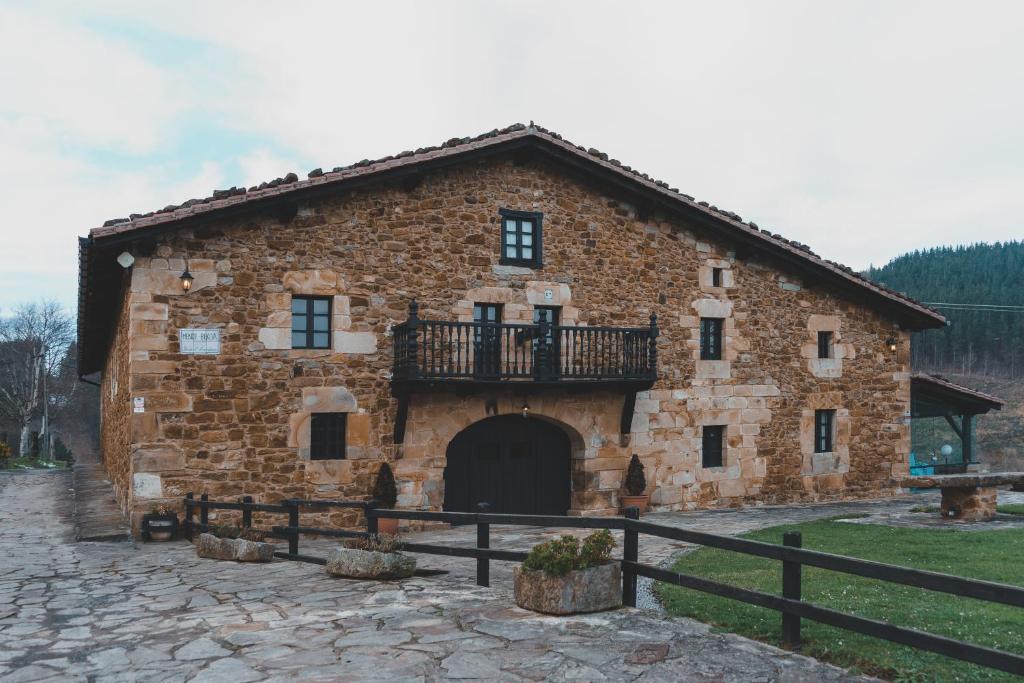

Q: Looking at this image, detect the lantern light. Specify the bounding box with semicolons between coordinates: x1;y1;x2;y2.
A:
885;337;897;352
180;265;194;291
521;402;530;418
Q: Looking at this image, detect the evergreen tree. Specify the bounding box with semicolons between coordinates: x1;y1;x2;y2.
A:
864;241;1024;378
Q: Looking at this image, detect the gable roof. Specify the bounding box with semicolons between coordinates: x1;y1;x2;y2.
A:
78;122;946;374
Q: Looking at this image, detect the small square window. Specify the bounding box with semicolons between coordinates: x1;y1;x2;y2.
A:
817;331;834;359
814;409;835;453
711;267;723;288
702;426;725;468
700;318;723;361
291;296;332;349
498;209;543;267
310;413;346;460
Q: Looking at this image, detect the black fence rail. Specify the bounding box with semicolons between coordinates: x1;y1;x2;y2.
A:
392;300;658;384
182;495;1024;676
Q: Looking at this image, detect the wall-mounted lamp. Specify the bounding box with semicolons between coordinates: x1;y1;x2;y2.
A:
521;401;530;418
885;337;897;353
180;264;194;292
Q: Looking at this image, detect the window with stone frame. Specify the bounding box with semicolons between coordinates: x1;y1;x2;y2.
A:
711;267;723;288
814;409;835;453
700;317;724;361
292;296;332;349
310;413;346;460
702;425;725;468
499;208;543;268
817;331;834;359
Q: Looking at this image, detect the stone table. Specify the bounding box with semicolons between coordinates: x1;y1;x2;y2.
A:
902;472;1024;521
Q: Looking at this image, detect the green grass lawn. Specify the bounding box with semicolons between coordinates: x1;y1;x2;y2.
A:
656;519;1024;682
1;457;67;470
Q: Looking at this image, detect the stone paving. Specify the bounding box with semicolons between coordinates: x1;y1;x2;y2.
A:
23;471;1023;681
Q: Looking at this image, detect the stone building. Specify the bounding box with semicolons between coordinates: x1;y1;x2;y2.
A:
78;123;968;533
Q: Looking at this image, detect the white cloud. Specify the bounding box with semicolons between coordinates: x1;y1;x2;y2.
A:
2;0;1023;314
237;149;303;188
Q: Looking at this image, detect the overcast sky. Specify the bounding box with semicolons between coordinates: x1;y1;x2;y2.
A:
2;0;1022;314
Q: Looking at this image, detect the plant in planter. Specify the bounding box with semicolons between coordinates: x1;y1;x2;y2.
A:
142;504;179;542
620;454;649;514
513;529;621;615
372;461;400;535
325;533;416;579
195;525;275;562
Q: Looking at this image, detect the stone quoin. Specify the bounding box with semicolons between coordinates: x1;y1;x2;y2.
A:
77;123;952;535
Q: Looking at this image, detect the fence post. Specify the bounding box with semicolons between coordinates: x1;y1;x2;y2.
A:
622;506;639;607
199;493;209;527
241;495;253;528
477;502;490;587
365;499;379;536
782;530;802;649
286;499;299;556
184;492;194;539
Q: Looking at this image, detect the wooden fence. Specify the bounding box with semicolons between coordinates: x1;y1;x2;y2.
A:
183;494;1024;676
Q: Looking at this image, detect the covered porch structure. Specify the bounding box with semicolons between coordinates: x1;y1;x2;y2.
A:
910;373;1004;474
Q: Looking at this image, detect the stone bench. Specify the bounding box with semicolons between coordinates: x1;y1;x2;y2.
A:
901;472;1024;522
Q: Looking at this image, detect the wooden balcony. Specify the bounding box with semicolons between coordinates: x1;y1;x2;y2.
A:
391;301;658;389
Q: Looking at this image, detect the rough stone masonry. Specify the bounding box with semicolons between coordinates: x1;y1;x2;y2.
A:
79;127;938;535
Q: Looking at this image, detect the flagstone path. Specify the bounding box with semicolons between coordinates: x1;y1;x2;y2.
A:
6;468;976;681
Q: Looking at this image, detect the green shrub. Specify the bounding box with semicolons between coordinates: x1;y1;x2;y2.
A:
373;462;398;509
624;454;646;496
345;533;402;553
522;529;616;576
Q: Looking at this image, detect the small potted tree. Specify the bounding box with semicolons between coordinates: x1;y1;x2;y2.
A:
513;530;621;615
196;525;276;562
620;454;649;514
326;533;416;579
372;461;400;535
142;504;179;542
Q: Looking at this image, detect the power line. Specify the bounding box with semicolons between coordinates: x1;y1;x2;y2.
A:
923;302;1024;313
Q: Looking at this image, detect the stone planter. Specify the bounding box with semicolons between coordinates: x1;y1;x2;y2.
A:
513;562;622;615
195;533;275;562
620;495;649;514
325;547;416;579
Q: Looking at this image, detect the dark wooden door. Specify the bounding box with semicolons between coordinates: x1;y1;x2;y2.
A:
444;415;571;515
473;303;502;379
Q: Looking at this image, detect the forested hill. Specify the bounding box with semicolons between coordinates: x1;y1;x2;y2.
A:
864;241;1024;379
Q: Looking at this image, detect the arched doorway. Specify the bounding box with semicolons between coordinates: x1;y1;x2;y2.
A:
444;415;571;515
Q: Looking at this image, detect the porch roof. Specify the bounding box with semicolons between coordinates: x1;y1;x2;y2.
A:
910;373;1004;418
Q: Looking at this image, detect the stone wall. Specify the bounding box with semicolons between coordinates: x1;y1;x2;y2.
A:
101;154;912;531
99;276;132;511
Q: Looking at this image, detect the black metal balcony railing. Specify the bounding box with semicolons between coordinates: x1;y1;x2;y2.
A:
392;301;658;384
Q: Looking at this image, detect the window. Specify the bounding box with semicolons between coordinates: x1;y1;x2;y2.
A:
292;296;331;349
473;303;502;325
817;331;833;359
700;318;724;361
499;208;543;267
702;426;725;468
711;267;723;288
814;409;835;453
310;413;346;460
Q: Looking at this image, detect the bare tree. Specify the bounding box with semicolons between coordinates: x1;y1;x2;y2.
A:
0;301;74;457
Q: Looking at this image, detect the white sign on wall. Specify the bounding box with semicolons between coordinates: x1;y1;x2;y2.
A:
133;396;145;413
180;328;221;355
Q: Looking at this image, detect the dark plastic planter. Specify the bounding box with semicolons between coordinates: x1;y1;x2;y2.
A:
142;513;179;542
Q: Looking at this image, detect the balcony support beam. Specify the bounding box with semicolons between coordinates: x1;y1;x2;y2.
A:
394;392;410;445
620;390;638;437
